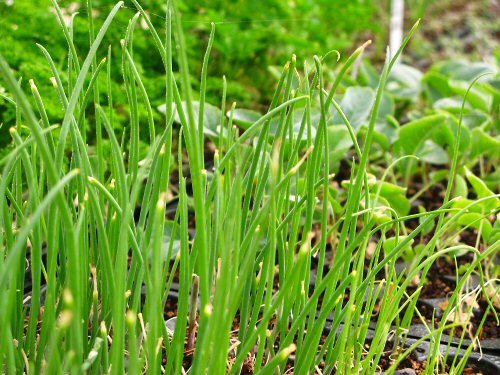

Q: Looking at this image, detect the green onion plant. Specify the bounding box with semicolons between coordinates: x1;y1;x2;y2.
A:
0;1;497;374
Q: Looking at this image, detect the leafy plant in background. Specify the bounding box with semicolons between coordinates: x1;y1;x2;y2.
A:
0;0;382;158
174;0;380;102
227;44;500;321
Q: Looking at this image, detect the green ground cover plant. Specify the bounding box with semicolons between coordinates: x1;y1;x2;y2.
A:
0;0;498;374
0;0;380;157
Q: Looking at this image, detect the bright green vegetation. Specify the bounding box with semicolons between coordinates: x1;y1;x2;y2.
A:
0;0;380;156
0;1;499;374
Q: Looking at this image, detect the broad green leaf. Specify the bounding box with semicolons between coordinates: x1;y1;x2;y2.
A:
465;168;500;212
470;127;500;159
452;198;484;214
360;60;380;89
330;86;374;131
370;195;392;224
384;236;414;255
489;220;500;245
397;114;447;156
456;213;492;243
376;93;395;124
230;108;262;129
430;170;449;184
433;97;466;112
327;126;353;171
423;71;453;102
406;110;425;122
417;140;448;164
486;77;500;93
269;107;318;141
374;96;398;145
435;60;468;76
418;206;435;236
432;116;471;154
375;114;399;145
327;126;353;152
461;110;489;129
158;100;224;139
454;174;468;199
483;170;500;192
448;62;497;81
373;181;410;216
448;80;491;112
386;63;422;100
436;60;496;81
371;130;390;151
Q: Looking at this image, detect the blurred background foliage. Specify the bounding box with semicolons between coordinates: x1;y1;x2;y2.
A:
0;0;498;155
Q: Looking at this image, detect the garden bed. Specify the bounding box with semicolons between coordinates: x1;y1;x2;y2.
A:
2;0;499;373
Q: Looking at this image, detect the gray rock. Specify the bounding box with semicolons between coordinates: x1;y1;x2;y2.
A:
394;370;416;375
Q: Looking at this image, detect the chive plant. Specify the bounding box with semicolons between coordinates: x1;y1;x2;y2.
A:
0;1;497;374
